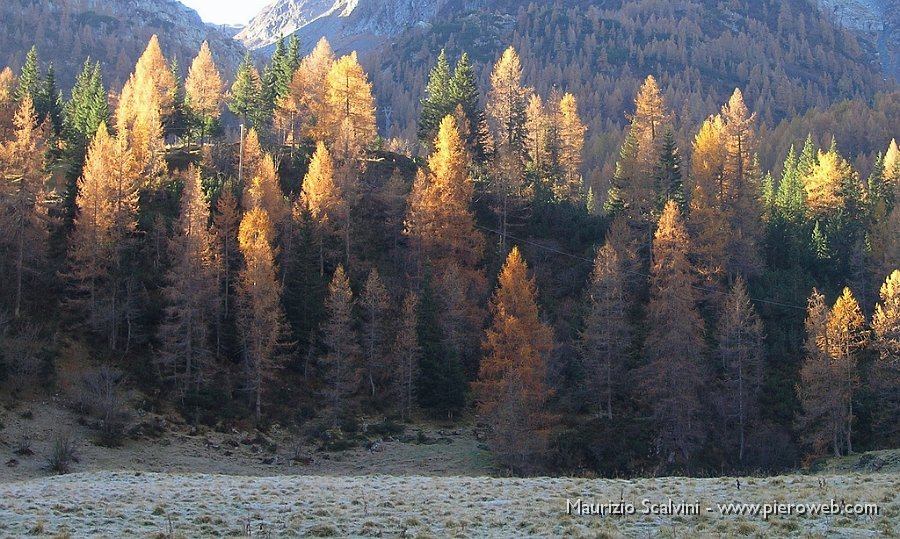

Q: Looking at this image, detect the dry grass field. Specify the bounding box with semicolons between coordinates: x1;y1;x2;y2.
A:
0;403;897;538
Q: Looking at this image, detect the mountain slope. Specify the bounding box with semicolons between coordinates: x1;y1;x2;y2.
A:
815;0;898;80
362;0;894;184
236;0;336;50
237;0;486;54
0;0;247;92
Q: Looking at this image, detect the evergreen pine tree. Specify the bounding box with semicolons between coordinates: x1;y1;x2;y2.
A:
14;46;41;106
418;50;453;145
654;129;684;215
448;53;488;160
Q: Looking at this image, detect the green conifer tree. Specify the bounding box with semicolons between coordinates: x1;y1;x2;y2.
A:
418;50;453;144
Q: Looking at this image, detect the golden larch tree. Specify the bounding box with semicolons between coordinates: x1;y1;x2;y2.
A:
68;122;140;350
720;89;763;276
116;35;174;178
524;94;549;176
320;264;362;426
0;67;17;134
871;270;900;443
238;127;264;185
476;246;554;471
404;114;483;269
608;75;672;226
883;138;899;190
557;92;586;201
0;95;51;318
797;289;846;458
824;287;867;453
282;37;335;143
361;268;390;399
237;207;288;422
579;239;630;419
716;275;765;462
244;153;288;226
324;52;376;160
486;47;529;155
300;141;347;275
392;292;421;420
803;147;857;217
185;41;224;144
157;167;217;394
641;200;708;464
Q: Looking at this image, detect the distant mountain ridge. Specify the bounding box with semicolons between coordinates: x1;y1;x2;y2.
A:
238;0;898;82
0;0;247;92
236;0;484;54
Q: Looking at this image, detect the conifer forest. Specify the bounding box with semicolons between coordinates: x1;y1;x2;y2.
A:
1;7;900;487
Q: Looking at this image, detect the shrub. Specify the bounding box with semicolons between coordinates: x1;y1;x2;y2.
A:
47;434;77;474
77;366;130;447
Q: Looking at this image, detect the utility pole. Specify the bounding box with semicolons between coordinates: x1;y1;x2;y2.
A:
383;106;393;137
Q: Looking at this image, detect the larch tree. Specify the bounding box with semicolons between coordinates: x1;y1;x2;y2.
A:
300;141;347;275
211;186;241;354
641;200;708;465
609;75;672;224
324;52;376;160
185;41;224;145
524;94;550;178
716;275;765;462
557;92;586;201
720;89;763;276
237;207;288;422
0;95;51;318
803;147;856;218
868;148;900;285
871;270;900;443
284;37;335;143
882;138;899;193
405;115;486;371
404;114;484;271
392;292;421;420
0;67;17;132
360;268;390;399
476;247;555;471
116;35;174;177
320;264;361;426
486;47;529;157
797;289;846;458
825;287;867;454
68;123;139;351
244;153;288;227
157;167;217;395
686;115;729;288
238;127;264;185
579;239;630;419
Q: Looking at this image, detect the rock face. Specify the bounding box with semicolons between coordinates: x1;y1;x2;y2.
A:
815;0;898;79
236;0;336;50
0;0;247;90
236;0;478;54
